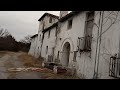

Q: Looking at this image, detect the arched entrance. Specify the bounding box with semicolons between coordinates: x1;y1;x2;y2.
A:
62;42;70;67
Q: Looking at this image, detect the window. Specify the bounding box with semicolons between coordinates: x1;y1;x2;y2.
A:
73;51;77;61
84;11;95;51
42;22;45;30
68;19;73;29
49;17;52;23
39;34;41;41
57;51;59;59
46;46;48;54
48;30;51;38
85;12;94;37
55;26;58;37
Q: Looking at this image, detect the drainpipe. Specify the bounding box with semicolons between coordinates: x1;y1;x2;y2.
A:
93;11;104;79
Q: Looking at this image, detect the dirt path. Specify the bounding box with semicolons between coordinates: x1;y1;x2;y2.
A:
0;51;80;79
0;51;42;79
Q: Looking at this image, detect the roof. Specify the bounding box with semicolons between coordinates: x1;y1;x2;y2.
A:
38;13;59;21
31;34;38;38
42;11;81;33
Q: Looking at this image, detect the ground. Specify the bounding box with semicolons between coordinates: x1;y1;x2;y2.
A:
0;51;80;79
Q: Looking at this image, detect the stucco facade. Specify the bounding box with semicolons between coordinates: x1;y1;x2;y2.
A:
28;34;38;57
29;11;120;79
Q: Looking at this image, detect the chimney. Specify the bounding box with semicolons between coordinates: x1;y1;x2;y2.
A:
59;11;68;18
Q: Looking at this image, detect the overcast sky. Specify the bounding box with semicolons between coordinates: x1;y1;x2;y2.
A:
0;11;60;41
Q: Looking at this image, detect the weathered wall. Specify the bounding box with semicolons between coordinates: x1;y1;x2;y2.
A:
29;11;120;79
94;11;120;79
28;36;38;57
36;15;58;58
41;26;57;62
38;16;58;32
54;12;96;79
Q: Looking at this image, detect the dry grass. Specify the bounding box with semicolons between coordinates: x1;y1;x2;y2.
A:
18;53;43;68
0;51;80;79
18;52;80;79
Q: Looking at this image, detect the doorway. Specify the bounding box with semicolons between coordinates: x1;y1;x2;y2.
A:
62;42;70;67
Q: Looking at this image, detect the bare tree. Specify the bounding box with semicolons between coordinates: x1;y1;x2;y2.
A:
19;35;32;44
0;28;11;37
93;11;120;78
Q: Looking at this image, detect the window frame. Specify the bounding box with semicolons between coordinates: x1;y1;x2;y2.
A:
48;30;51;38
49;17;52;23
84;11;95;37
67;19;73;30
83;11;95;51
46;46;48;54
39;34;41;41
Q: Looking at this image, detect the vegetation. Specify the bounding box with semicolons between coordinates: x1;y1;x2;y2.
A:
0;26;31;52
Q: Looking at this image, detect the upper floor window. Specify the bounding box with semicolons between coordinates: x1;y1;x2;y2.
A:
39;34;41;41
85;11;95;37
46;46;48;54
49;17;52;23
42;22;45;30
55;26;58;37
67;19;73;29
82;11;94;51
48;30;51;38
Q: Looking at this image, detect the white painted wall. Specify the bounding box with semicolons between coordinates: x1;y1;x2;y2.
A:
53;12;96;79
33;15;58;58
38;15;58;32
93;11;120;79
41;26;57;62
28;36;38;57
29;11;120;79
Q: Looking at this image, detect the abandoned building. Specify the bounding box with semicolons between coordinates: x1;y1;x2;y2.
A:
28;11;120;79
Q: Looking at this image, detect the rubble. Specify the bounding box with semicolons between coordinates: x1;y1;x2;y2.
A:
42;62;61;70
7;67;52;72
53;66;76;76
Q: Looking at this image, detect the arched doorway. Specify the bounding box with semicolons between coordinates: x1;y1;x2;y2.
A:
62;42;70;67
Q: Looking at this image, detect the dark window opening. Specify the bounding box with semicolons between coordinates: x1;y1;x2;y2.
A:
55;26;58;37
84;11;95;51
48;30;51;38
49;17;52;23
85;12;94;37
46;46;48;54
73;51;77;61
42;22;45;30
68;19;72;29
39;34;41;41
57;51;59;60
